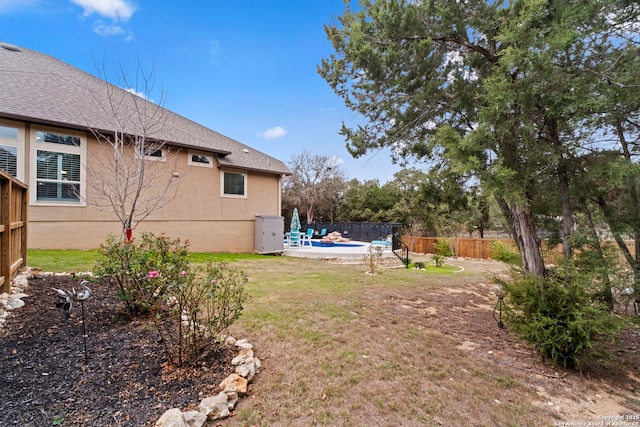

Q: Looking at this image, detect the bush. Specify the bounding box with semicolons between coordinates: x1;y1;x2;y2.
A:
434;238;453;257
363;244;383;274
95;233;190;315
501;268;622;369
95;233;248;366
433;254;444;267
490;240;520;264
413;261;426;269
153;262;248;366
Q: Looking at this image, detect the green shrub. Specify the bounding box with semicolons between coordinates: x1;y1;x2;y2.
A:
95;233;248;366
95;232;190;315
490;240;520;264
432;254;444;267
501;268;622;369
153;262;248;366
434;238;453;257
413;261;426;269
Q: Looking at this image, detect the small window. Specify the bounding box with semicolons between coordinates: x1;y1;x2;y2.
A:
222;171;246;197
0;125;18;140
36;131;81;146
188;150;213;168
0;145;17;177
143;146;166;161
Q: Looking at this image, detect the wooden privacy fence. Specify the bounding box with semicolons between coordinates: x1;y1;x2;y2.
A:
404;236;517;260
0;170;28;294
404;236;635;265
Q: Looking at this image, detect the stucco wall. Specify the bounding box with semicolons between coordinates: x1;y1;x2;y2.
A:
27;133;283;251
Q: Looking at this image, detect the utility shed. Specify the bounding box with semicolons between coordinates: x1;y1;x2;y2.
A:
255;215;284;254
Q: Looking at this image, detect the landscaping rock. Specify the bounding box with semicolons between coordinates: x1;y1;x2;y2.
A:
155;408;187;427
182;410;207;427
231;347;254;365
199;391;230;420
220;373;248;395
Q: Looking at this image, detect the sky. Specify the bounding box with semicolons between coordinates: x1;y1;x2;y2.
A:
0;0;408;183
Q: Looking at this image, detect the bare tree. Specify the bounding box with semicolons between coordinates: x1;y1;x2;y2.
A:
83;61;183;240
283;150;347;224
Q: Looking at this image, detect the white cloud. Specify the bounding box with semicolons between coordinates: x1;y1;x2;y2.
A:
209;40;220;56
93;21;124;36
0;0;43;13
329;155;344;166
258;126;287;139
70;0;136;21
123;87;148;100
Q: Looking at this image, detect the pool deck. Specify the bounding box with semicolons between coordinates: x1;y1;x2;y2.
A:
283;241;396;260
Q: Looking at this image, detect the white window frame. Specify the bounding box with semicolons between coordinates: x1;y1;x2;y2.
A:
0;119;25;181
30;126;86;207
187;150;213;168
220;169;247;199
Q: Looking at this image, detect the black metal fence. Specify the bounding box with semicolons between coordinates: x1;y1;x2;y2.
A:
300;222;402;243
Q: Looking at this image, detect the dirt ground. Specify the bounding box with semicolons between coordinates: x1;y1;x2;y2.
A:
1;259;639;426
0;276;234;427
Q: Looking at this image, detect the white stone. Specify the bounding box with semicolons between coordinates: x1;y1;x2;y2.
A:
235;342;253;350
224;335;237;346
225;391;238;410
231;348;254;365
254;357;262;374
5;298;24;310
235;360;256;382
199;392;230;420
155;408;187;427
182;410;207;427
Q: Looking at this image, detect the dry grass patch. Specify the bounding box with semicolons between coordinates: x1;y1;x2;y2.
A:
224;256;639;427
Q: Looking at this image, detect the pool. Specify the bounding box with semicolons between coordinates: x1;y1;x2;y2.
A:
310;240;365;247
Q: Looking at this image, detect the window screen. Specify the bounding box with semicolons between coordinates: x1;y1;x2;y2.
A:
0;145;17;177
224;172;245;195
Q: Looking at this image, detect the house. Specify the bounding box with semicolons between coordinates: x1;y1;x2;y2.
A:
0;42;289;252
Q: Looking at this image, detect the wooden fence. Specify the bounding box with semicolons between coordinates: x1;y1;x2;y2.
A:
0;170;28;294
404;236;522;260
403;236;635;265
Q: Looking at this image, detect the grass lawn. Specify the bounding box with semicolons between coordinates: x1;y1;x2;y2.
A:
22;251;640;425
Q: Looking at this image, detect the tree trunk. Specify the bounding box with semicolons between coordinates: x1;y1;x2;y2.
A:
512;203;545;275
497;196;545;276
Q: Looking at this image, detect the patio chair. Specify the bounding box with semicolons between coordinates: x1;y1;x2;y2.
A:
301;228;314;247
319;228;327;237
288;231;302;249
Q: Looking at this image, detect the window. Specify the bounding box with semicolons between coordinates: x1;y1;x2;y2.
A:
188;150;213;168
0;125;18;139
36;150;80;201
0;145;17;177
0;122;22;179
36;131;80;146
143;146;166;161
222;171;246;197
32;128;85;205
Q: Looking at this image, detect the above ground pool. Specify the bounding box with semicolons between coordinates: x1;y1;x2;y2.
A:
310;240;365;247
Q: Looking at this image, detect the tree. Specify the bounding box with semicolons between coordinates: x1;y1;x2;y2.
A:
282;150;347;224
320;0;640;277
84;61;182;241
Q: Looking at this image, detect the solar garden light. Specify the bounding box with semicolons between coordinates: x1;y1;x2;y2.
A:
52;280;92;364
492;284;506;328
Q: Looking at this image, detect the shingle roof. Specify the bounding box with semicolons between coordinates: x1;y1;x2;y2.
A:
0;42;290;175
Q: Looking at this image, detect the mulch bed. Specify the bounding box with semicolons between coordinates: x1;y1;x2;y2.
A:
0;275;235;427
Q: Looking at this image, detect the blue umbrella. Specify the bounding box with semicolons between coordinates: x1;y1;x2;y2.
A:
290;208;301;232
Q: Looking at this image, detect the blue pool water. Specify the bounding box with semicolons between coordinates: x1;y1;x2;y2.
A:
310;240;365;247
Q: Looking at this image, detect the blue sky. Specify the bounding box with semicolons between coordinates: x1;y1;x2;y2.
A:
0;0;406;182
